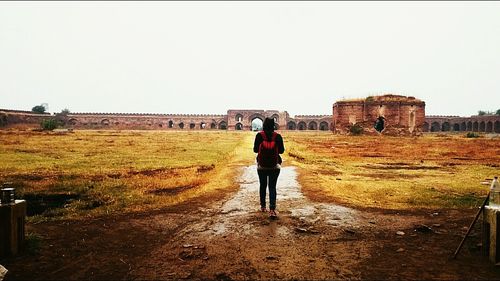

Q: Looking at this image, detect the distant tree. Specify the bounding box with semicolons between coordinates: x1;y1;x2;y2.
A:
496;109;500;116
32;105;46;114
60;108;70;115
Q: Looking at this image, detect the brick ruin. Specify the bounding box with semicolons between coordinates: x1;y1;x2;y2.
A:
2;94;499;134
0;109;333;132
333;95;426;136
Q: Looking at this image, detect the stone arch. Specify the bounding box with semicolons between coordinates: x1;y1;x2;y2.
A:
486;121;493;133
271;114;280;124
168;120;174;128
298;121;306;130
210;122;216;129
274;123;280;130
467;121;472;131
461;122;466;131
287;121;296;130
441;122;450;131
114;122;120;126
189;123;195;129
495;121;500;133
430;122;440;132
178;122;184;129
251;117;263;131
473;121;479;132
235;113;243;122
319;121;329;131
101;119;110;126
308;121;318;130
479;121;486;132
68;118;78;126
218;121;227;130
200;122;206;129
247;113;266;123
422;122;429;132
235;123;243;130
453;123;460;131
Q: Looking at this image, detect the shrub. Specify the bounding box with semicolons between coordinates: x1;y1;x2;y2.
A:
41;119;58;131
349;123;364;135
466;132;480;138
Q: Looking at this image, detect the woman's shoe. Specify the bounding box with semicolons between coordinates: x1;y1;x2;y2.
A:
261;207;267;212
269;209;277;218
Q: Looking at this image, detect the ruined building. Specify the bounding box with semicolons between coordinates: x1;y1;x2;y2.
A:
2;94;499;134
332;95;426;136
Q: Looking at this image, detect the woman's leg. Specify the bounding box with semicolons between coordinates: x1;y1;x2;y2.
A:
268;169;281;210
257;169;268;209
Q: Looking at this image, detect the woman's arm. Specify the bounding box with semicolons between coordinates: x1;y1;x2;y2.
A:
253;133;262;153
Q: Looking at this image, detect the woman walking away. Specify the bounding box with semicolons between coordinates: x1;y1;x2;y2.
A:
254;117;285;219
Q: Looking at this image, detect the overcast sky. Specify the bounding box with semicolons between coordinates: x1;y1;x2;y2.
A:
1;2;499;116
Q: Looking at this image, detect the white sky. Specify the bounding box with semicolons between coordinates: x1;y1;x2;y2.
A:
1;1;499;116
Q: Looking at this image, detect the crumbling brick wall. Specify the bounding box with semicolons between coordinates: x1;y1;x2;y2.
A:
332;95;426;136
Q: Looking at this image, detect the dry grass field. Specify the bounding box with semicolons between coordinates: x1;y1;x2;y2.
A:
3;130;500;280
283;132;500;209
0;130;254;221
1;130;499;222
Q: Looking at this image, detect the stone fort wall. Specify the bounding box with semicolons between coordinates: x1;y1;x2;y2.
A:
2;94;498;134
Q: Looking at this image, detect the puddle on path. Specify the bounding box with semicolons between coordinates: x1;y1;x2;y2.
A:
180;165;360;238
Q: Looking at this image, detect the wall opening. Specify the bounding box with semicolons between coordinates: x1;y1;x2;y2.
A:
409;111;416;133
179;122;184;129
319;121;329;131
480;121;486;132
441;122;450;131
467;121;472;131
374;116;385;132
287;121;296;130
235;114;243;122
308;121;317;130
453;123;460;131
298;122;306;130
235;123;243;130
486;121;493;133
219;121;227;130
190;123;195;129
200;122;206;129
422;122;429;132
431;122;440;132
210;123;216;129
473;122;479;132
461;122;466;131
251;118;263;131
168;120;174;128
495;121;500;133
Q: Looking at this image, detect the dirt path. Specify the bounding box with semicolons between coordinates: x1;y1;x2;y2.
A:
131;165;371;280
129;165;500;280
4;164;500;280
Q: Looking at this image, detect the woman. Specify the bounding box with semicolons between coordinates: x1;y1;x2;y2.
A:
253;117;285;218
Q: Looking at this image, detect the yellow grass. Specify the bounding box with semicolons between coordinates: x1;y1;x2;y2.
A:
0;130;254;221
2;129;499;221
282;132;500;210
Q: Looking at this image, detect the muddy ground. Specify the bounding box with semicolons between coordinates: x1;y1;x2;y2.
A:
3;165;500;280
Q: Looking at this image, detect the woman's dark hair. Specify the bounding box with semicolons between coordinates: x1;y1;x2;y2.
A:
263;117;275;132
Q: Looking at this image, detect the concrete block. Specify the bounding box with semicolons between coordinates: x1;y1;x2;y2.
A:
482;206;500;264
0;200;27;258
